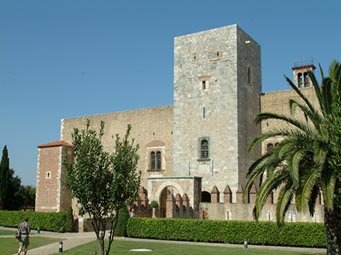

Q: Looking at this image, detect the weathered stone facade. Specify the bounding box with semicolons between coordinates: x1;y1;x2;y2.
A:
35;24;324;226
173;25;261;203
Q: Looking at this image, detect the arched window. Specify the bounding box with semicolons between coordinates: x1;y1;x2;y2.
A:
150;151;162;170
156;151;161;170
150;151;156;170
297;73;303;87
201;191;211;202
200;139;209;159
267;143;274;153
304;72;309;87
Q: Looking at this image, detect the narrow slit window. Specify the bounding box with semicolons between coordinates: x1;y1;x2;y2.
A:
247;66;252;85
203;107;206;119
202;80;206;90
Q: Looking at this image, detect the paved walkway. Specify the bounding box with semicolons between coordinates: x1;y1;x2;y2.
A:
1;227;96;255
0;227;325;255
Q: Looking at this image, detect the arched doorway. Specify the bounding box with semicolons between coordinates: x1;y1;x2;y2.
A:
159;186;180;218
201;191;211;202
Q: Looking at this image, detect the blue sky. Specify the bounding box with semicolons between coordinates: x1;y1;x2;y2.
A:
0;1;340;186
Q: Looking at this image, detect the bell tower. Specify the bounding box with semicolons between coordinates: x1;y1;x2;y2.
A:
292;62;316;88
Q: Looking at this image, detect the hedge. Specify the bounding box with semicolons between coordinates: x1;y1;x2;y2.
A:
0;210;73;232
127;218;326;248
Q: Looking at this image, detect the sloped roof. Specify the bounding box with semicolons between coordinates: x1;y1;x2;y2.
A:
38;140;73;148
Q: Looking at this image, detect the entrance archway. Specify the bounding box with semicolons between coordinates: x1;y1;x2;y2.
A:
159;186;180;218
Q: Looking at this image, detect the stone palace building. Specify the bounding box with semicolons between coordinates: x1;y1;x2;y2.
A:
35;24;323;228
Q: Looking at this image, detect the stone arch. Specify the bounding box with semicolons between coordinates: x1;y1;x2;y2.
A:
146;140;165;147
155;181;184;199
156;182;184;218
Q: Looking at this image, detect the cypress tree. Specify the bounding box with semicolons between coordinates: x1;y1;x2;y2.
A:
0;146;10;209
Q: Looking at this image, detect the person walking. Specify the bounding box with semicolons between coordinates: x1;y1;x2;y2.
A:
17;217;30;255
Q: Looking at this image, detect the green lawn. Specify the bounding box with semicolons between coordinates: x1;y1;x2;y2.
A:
0;229;15;235
0;236;60;255
54;240;325;255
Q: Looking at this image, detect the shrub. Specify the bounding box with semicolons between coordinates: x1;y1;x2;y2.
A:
0;210;73;232
114;206;130;237
149;201;159;209
127;218;326;248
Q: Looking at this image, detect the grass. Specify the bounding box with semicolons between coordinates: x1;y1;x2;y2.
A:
53;240;325;255
0;236;61;255
0;229;15;235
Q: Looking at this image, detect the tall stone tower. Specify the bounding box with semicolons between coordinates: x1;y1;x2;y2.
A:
173;24;261;202
35;141;73;212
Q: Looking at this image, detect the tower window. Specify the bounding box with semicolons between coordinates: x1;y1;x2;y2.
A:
200;139;209;159
247;66;252;85
267;143;274;153
297;73;303;87
45;171;51;179
150;151;162;170
202;80;207;90
202;106;206;119
304;72;309;87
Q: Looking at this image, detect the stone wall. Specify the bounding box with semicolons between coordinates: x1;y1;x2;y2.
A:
35;142;72;212
261;86;318;141
236;27;262;187
61;106;173;190
173;25;261;202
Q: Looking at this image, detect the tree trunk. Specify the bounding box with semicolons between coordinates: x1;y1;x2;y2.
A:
324;206;341;255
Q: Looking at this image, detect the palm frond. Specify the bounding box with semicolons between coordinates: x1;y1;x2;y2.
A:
255;112;314;135
276;183;295;225
288;99;323;132
321;166;336;210
248;130;288;152
253;170;287;220
287;150;305;184
308;184;321;217
295;165;321;212
284;75;319;116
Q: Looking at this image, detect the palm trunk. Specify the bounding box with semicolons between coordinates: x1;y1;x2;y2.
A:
324;203;341;254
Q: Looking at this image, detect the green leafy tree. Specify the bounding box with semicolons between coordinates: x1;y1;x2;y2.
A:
245;61;341;255
6;169;23;210
0;146;10;209
19;185;36;210
65;120;140;255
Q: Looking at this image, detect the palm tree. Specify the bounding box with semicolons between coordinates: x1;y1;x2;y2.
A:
245;61;341;255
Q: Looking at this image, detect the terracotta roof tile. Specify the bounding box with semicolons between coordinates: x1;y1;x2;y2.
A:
38;140;73;148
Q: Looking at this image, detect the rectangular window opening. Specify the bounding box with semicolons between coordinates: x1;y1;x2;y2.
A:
202;80;206;90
